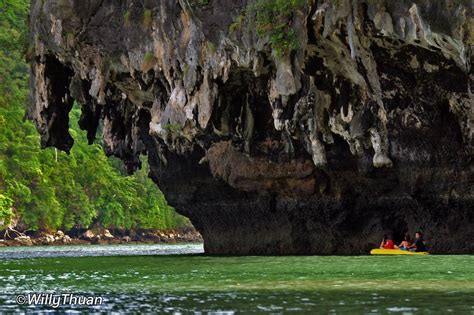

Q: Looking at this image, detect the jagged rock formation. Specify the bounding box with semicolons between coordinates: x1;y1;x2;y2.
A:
29;0;473;254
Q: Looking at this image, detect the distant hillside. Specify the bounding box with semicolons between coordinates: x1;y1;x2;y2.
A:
0;0;189;233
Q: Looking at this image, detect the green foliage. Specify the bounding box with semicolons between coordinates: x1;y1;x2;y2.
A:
123;10;131;28
0;193;14;229
141;52;156;72
452;0;472;6
65;32;74;48
0;0;190;233
248;0;306;57
163;123;182;134
206;41;217;53
190;0;209;8
229;14;245;35
143;9;152;30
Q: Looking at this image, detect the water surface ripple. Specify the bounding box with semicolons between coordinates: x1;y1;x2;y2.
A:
0;245;472;314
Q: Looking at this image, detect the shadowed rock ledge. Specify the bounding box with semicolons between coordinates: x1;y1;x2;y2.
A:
28;0;473;254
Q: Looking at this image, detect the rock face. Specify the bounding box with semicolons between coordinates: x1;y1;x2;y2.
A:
28;0;473;254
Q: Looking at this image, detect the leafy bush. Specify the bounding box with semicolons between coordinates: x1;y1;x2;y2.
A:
249;0;306;57
164;123;182;134
0;194;14;229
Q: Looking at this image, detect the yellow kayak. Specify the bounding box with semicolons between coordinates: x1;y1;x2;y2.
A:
370;249;429;255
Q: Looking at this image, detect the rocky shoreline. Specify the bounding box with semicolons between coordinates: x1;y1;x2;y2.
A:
0;227;202;247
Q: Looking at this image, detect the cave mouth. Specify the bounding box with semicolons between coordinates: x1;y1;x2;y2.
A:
39;54;75;152
211;66;274;148
383;217;409;245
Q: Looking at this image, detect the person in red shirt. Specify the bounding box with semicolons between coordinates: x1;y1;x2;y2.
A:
380;234;395;249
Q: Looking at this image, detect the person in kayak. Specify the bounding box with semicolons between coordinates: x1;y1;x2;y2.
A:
395;233;412;250
380;234;395;249
408;231;427;252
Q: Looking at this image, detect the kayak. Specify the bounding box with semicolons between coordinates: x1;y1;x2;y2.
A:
370;249;429;255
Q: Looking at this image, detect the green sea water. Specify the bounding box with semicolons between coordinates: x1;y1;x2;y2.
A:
0;244;473;314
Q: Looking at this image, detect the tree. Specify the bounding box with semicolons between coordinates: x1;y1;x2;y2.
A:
0;0;190;234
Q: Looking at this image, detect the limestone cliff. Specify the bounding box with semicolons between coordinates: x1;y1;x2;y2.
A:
28;0;473;254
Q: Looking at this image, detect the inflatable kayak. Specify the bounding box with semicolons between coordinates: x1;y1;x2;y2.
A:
370;249;429;255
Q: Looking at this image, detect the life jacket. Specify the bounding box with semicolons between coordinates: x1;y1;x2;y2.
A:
384;239;394;249
414;239;426;252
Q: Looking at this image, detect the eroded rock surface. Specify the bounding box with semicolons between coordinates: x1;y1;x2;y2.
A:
29;0;473;254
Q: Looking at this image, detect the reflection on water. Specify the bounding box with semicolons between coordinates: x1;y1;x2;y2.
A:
0;243;204;259
0;245;473;313
1;291;472;314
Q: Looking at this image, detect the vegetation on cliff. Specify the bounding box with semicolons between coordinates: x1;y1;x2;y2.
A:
251;0;305;56
229;0;305;56
0;0;189;233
